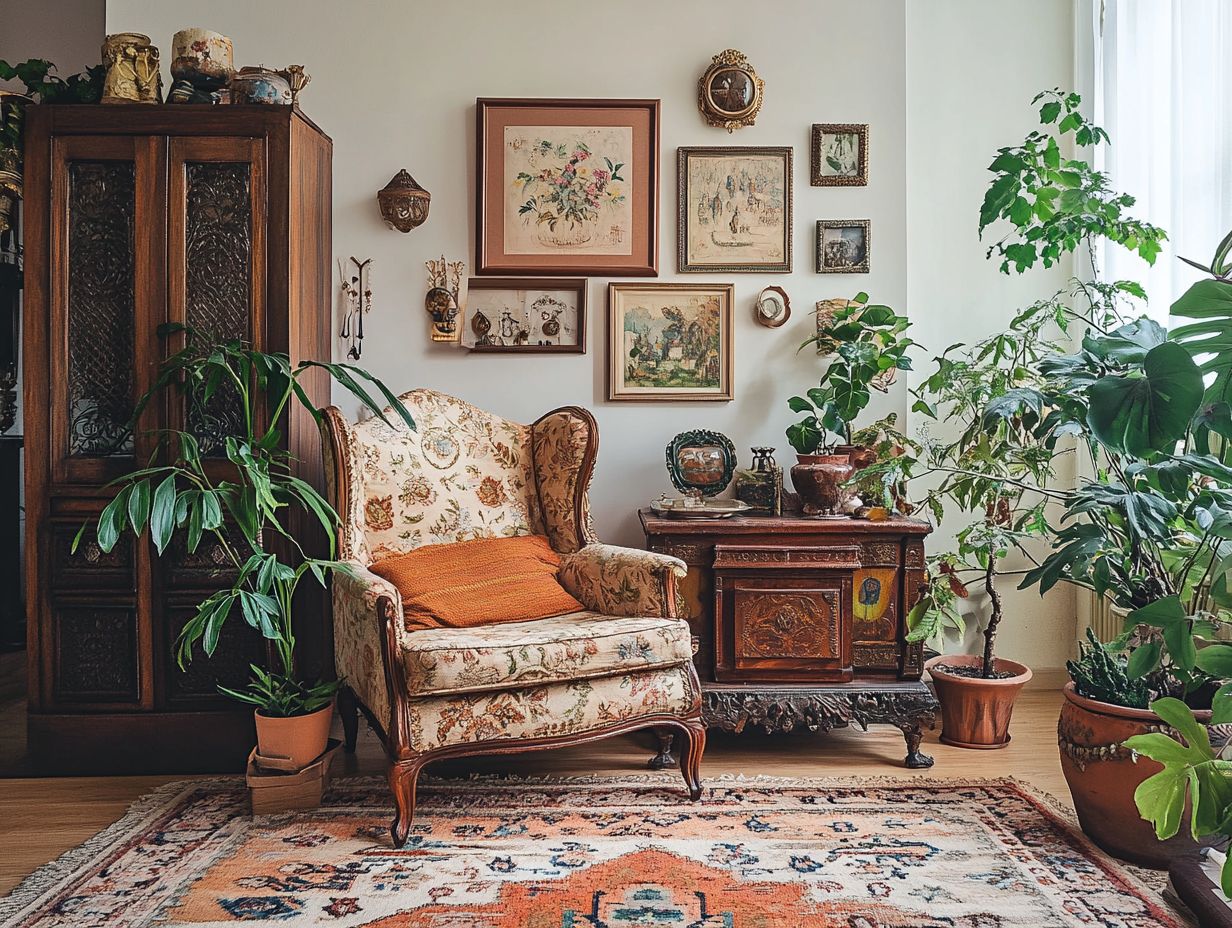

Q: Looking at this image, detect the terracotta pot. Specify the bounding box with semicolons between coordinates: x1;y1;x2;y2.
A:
254;701;334;770
1058;683;1212;868
834;443;876;471
926;654;1031;749
791;452;854;519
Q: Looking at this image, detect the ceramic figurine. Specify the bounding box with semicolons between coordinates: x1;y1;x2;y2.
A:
230;66;292;105
278;65;311;104
170;28;234;91
101;33;162;104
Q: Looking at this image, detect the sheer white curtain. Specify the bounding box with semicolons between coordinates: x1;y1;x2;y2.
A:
1094;0;1232;321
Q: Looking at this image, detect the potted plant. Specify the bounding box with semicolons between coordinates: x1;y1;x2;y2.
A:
0;59;104;234
79;324;415;769
785;293;914;517
905;299;1064;747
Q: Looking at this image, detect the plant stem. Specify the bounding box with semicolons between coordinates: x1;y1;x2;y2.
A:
981;549;1002;679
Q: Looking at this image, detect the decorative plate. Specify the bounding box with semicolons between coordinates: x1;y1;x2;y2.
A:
651;497;751;519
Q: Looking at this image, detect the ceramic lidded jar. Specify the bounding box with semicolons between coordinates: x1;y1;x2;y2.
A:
230;66;292;105
170;28;235;90
101;33;162;103
790;452;854;519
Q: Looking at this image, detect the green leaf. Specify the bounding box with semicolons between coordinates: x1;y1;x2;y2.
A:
96;487;130;554
1195;644;1232;677
149;473;178;555
126;480;151;535
787;395;813;414
1087;342;1204;456
1126;641;1161;680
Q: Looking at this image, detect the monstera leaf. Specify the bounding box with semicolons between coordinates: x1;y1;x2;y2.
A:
1087;342;1203;457
1126;697;1232;895
1171;277;1232;453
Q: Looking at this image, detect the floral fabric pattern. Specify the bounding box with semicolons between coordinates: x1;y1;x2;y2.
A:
401;610;694;696
324;390;544;562
406;663;699;752
559;544;687;618
331;563;406;734
532;408;597;554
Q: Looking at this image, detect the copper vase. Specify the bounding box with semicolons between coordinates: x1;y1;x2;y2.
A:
790;452;854;518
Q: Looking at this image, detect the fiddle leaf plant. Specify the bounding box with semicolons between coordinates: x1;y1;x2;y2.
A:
76;323;416;717
786;293;915;455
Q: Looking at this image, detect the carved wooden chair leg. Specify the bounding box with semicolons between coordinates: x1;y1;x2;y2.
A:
338;685;360;754
388;757;427;848
647;727;678;769
676;719;706;800
900;721;935;769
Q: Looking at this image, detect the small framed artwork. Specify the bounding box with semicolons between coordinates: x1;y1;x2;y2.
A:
816;219;870;274
607;282;734;402
677;146;793;273
475;98;660;276
811;123;868;186
462;278;586;353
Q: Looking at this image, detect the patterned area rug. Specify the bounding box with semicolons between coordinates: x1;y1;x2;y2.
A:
0;775;1186;927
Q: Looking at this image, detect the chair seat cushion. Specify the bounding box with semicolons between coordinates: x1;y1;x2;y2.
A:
405;663;699;752
370;534;584;631
401;610;694;696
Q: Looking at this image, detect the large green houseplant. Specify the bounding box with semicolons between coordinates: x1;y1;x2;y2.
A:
80;324;414;766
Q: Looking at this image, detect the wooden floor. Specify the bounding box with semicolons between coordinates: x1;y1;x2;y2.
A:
0;688;1068;897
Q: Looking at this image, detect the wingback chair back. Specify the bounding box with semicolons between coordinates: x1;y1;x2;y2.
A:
321;388;598;565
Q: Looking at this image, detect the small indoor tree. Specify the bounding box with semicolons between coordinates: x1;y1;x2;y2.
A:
80;324;415;762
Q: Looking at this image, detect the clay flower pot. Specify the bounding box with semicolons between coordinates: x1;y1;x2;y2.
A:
791;452;854;518
254;701;334;771
1058;683;1212;868
926;653;1031;749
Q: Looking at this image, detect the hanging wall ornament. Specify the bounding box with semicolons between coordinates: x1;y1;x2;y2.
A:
339;256;372;359
378;169;431;232
424;255;463;343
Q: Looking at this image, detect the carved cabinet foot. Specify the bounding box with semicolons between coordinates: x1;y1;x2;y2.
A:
648;727;678;769
901;722;934;769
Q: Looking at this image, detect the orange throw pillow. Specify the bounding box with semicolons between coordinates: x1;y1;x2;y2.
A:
369;535;584;632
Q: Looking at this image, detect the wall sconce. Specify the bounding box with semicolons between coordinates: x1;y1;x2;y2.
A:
378;169;431;232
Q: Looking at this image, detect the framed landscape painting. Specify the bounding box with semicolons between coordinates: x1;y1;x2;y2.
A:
462;277;586;353
677;146;792;272
607;282;734;401
476;98;660;276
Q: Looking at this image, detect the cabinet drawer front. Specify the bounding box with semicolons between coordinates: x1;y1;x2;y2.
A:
718;574;852;680
713;544;860;570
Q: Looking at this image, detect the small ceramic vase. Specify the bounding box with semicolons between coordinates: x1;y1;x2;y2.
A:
171;28;235;91
101;33;162;104
230;67;292;105
790;452;854;519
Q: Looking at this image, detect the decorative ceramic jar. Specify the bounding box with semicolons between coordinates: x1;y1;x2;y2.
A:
230;67;292;105
377;169;431;232
101;33;162;104
790;452;854;519
170;28;234;90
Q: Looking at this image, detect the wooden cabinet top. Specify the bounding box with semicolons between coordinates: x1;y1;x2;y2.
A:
638;508;932;538
26;103;330;142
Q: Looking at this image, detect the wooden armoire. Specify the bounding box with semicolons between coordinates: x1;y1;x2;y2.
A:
22;105;332;772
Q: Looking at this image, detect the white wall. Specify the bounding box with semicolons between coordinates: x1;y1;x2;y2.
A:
99;0;1078;669
906;0;1078;671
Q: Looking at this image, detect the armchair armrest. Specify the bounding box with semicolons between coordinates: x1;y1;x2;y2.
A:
332;562;406;741
558;544;687;619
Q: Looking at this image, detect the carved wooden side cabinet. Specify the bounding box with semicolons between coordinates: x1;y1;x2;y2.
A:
23;106;332;772
640;509;939;767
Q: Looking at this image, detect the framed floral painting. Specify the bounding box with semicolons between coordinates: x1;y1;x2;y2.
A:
677;146;792;273
476;98;660;276
607;282;734;402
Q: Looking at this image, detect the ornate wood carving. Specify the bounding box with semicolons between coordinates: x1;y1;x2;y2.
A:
861;541;899;565
714;545;859;569
184;160;252;455
852;641;898;669
53;605;139;700
650;541;712;565
51;523;134;590
738;591;837;659
165;603;265;703
67;160;136;458
166;524;245;587
703;683;939;768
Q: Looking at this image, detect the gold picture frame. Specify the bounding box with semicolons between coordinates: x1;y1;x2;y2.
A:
816;219;871;274
677;146;793;273
811;123;868;186
607;282;734;402
697;49;764;132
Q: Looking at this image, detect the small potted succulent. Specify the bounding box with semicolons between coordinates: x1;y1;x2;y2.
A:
785;294;914;517
80;324;415;769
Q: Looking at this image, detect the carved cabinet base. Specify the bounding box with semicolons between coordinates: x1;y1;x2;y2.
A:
641;509;938;768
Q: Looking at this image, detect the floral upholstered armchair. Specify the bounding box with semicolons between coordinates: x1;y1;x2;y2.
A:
321;389;706;846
